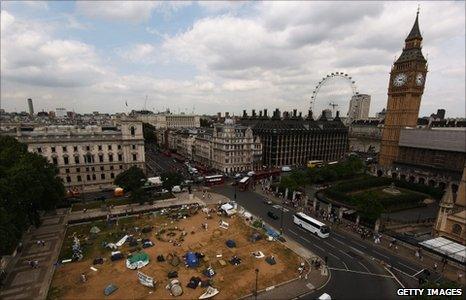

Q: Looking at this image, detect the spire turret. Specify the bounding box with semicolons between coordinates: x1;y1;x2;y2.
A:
406;9;422;42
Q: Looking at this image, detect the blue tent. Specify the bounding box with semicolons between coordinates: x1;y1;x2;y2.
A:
186;251;199;268
265;227;279;238
226;239;236;248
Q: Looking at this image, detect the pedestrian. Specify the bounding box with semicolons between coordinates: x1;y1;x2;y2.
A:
41;240;45;247
80;273;87;283
433;263;438;272
458;272;463;282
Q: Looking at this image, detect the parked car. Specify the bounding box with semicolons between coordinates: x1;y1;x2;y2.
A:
263;199;273;205
171;185;182;193
267;211;279;220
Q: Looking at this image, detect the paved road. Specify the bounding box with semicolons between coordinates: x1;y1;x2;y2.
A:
145;146;191;178
213;185;408;300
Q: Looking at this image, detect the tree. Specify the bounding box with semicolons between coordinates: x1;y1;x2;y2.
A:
0;136;65;255
142;122;156;144
114;166;146;192
355;192;384;222
160;171;183;190
200;118;212;128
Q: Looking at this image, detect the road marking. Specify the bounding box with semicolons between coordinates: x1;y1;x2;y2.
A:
398;262;418;272
327;252;340;260
384;266;405;288
358;261;371;273
338;250;353;259
323;241;336;249
332;232;346;239
349;246;365;256
413;269;425;277
373;250;390;259
328;267;393;278
310;243;325;252
332;238;346;246
289;229;299;236
389;266;416;279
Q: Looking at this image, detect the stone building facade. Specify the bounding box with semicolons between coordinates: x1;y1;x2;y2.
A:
434;164;466;244
136;112;200;129
241;109;348;167
10;120;145;193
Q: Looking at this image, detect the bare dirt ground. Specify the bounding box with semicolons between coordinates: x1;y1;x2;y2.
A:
50;206;302;299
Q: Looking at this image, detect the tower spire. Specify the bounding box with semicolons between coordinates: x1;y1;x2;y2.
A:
406;8;422;41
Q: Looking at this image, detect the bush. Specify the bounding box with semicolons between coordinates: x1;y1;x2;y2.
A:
394;180;443;200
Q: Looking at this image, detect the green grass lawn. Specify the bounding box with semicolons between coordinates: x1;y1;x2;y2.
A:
70;193;175;212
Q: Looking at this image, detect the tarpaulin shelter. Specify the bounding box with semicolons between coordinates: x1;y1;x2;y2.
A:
126;251;150;270
185;251;199;268
104;284;118;296
226;240;236;248
90;226;101;234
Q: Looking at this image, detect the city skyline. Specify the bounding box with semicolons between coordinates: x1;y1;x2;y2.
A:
1;1;465;117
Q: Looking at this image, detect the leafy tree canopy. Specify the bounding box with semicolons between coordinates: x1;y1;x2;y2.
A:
160;171;183;190
114;166;146;192
0;136;65;255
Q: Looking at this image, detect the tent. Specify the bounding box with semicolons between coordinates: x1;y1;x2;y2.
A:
226;240;236;248
90;226;101;234
104;284;118;296
126;252;150;270
185;252;199;268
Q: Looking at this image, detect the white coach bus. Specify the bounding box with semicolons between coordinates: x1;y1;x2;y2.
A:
293;212;330;238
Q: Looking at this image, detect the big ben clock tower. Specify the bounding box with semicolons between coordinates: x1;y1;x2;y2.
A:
379;10;427;167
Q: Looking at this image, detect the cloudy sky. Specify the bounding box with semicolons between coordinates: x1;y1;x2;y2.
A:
1;1;465;117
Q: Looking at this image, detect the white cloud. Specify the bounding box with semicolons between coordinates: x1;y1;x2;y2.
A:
117;43;156;62
76;1;161;22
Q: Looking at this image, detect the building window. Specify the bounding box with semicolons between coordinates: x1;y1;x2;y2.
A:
117;145;122;150
108;145;112;150
66;176;71;183
92;174;96;181
76;167;80;173
86;146;90;151
110;173;115;179
52;157;58;165
98;145;102;151
74;146;78;152
86;174;91;181
132;144;136;150
84;154;93;164
37;147;42;153
65;168;70;173
99;155;104;163
62;146;67;152
109;154;113;162
64;156;69;165
130;126;135;136
118;154;123;161
77;175;82;182
132;154;137;161
86;167;89;172
74;156;80;164
110;166;114;170
91;167;95;171
51;146;56;153
100;166;104;171
119;165;123;170
452;224;462;235
101;173;105;180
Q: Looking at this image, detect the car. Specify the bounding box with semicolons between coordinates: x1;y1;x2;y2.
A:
263;199;273;205
171;185;182;193
267;211;279;220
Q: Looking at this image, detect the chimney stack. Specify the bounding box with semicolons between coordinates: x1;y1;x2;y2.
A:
243;110;247;117
293;109;297;117
252;109;256;117
264;109;268;117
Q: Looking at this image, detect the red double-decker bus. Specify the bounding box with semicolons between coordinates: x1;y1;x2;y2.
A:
204;174;224;186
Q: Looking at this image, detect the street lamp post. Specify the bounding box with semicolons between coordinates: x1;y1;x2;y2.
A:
254;268;259;300
234;183;237;200
280;194;285;236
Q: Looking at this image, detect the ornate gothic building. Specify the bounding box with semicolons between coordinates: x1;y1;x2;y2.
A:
379;12;428;167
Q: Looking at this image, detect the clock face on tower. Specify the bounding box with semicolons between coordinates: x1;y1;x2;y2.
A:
415;73;424;86
393;73;407;87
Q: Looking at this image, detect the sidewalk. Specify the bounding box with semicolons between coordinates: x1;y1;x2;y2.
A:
0;209;67;300
66;193;203;223
254;186;465;285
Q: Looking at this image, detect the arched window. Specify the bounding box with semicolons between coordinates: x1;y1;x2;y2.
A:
130;126;135;136
452;224;462;235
